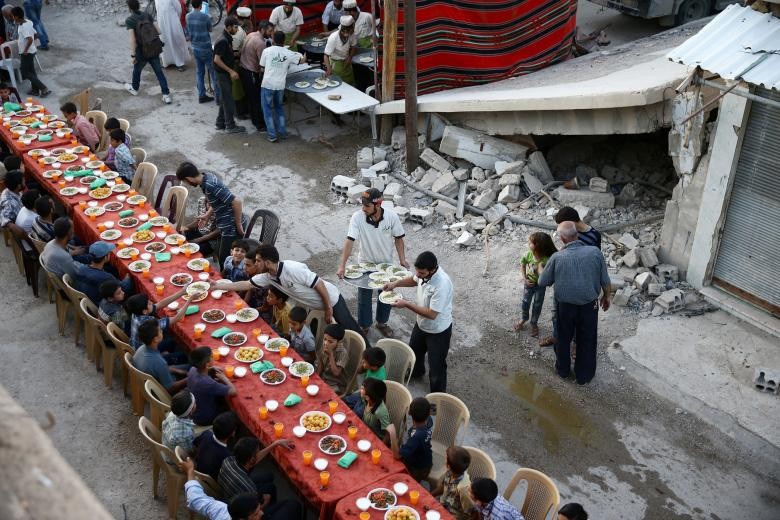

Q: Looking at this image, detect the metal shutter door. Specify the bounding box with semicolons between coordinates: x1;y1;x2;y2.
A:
713;87;780;311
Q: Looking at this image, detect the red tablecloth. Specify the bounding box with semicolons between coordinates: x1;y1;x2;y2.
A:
24;146;98;210
1;102;75;150
333;473;453;520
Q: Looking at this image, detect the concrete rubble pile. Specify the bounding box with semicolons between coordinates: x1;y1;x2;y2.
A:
334;123;676;256
58;0;130;20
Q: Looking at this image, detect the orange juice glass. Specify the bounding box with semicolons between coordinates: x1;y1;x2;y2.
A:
259;407;269;420
162;223;171;232
279;345;289;357
155;284;164;296
184;249;192;258
234;300;244;310
302;450;313;466
194;327;203;340
273;422;284;438
115;177;124;184
130;250;139;260
371;449;381;465
58;180;66;187
202;261;210;273
319;471;330;487
129;189;137;196
348;425;357;439
139;201;145;208
177;236;185;246
359;513;370;520
148;209;158;218
27;96;33;103
97;223;106;232
70;138;78;145
100;164;107;171
300;374;310;387
37;158;44;165
409;490;420;505
78;201;87;210
142;268;150;278
89;213;97;221
328;400;338;415
211;348;220;361
225;365;235;378
252;328;261;338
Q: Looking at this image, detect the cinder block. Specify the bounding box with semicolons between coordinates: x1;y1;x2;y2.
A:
655;288;685;312
639;247;659;268
369;160;389;173
357;147;374;169
498;185;521;204
452;168;469;181
473;189;497;210
383;182;403;198
395;206;410;222
346;184;369;202
408;208;433;226
609;274;627;291
555;187;615;209
420;147;454;172
634;271;656;290
622;249;639;268
391;126;406;150
431;171;459;197
613;287;632;306
619;232;640;250
647;283;663;296
754;368;780;394
331;175;357;196
499;174;522;187
656;264;679;282
589;177;609;193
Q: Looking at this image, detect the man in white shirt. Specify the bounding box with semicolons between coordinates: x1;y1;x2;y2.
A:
268;0;303;46
384;251;454;392
216;244;366;343
14;189;39;233
324;15;356;85
344;0;374;48
321;0;345;32
337;188;407;338
259;30;306;143
11;6;49;97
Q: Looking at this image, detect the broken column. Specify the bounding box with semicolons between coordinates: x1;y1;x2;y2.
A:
439;126;529;169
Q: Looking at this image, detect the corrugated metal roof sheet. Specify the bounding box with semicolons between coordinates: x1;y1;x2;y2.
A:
667;4;780;90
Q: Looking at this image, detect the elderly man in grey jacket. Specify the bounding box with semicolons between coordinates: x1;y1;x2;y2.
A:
539;221;611;384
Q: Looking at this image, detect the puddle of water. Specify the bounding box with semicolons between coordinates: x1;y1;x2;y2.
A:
508;373;594;453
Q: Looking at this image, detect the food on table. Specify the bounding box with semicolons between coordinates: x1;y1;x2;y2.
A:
201;309;226;323
65;165;84;172
50;148;69;156
149;216;169;226
36;129;53;136
59;187;79;197
186;291;208;303
144;242;166;253
265;337;289;352
56;153;78;163
187;258;209;271
42;170;59;179
128;260;152;272
117;247;139;259
367;489;397;510
236;307;259;322
294;81;311;88
385;506;419;520
41;114;59;123
99;229;121;241
12;110;32;117
131;230;155;243
49;120;67;128
27;148;48;157
40;156;58;164
312;83;327;90
318;435;346;455
100;170;119;180
233;343;259;359
179;242;200;254
18;116;39;125
386;275;405;283
89;187;112;199
327;80;340;87
187;281;210;295
170;273;194;286
112;183;131;193
118;217;139;227
103;201;124;212
79;176;98;185
300;411;331;433
70;145;89;154
368;280;386;290
84;206;106;217
379;291;402;305
289;361;314;378
127;195;147;205
86;160;104;169
260;368;286;385
164;233;186;245
376;263;393;272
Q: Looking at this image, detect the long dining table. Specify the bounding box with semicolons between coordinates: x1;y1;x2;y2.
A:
2;99;451;519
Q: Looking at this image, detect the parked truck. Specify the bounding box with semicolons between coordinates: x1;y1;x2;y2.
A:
587;0;739;25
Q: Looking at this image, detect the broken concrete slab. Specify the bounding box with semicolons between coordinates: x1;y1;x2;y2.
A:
555;187;615;208
656;264;679;282
634;271;656;290
419;170;441;190
383;182;403;198
420;147;454;172
498;174;522;187
435;200;457;218
471;216;487;231
622;248;640;268
369;160;389;173
573;205;590;221
473;189;497;210
639;247;659;268
391;126;406;150
346;184;369;203
484;203;509;223
470;167;486;182
527;151;555;185
655;288;684;311
589;176;609;193
498;185;521;204
439;126;529;170
521;167;544;194
432;171;459;197
360;169;377;184
613;286;633;306
357;147;374;169
456;231;476;247
410;166;426;181
395;206;410;222
370;177;386;191
619;232;640;250
618;267;638;282
452;168;469;181
609;274;627;290
647;283;664;296
495;160;525;177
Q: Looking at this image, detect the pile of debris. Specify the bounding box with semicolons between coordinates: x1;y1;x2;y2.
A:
333;124;675;250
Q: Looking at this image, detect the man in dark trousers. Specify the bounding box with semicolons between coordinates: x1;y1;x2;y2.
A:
212;16;245;134
539;221;611;385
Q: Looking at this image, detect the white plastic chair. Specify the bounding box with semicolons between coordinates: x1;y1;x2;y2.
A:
426;392;471;482
503;468;560;520
0;41;23;93
160;185;188;232
132;162;158;200
376;338;416;386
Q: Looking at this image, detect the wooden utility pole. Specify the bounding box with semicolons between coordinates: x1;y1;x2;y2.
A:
404;0;418;171
380;0;398;144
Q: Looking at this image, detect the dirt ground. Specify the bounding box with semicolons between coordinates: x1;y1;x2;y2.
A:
2;2;778;519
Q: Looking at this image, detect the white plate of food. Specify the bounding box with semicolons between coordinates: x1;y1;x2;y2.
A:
344;267;364;279
260;368;287;385
233;344;261;360
201;309;226;323
384;506;420;520
84;206;106;217
116;247;139;259
149;216;169;227
144;242;166;253
79;175;98;185
89;187;112;200
127;195;147;206
367;489;398;511
100;170;119;180
100;229;122;241
118;216;139;228
70;145;89;154
359;262;378;271
103;201;124;212
264;337;289;352
164;233;186;245
131;230;156;243
56;153;79;163
187;258;210;271
170;272;193;286
312;83;327;90
327;80;340;87
300;411;331;433
359;56;373;63
294;81;311;88
379;291;402;305
86;160;104;169
368;280;386;289
236;307;259;323
186;281;210;295
179;242;200;254
289;361;315;378
369;271;390;282
59;187;79;197
319;435;347;456
128;260;151;272
112;183;131;193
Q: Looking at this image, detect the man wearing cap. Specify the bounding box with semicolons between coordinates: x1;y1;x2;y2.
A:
337;188;408;337
259;30;306;142
74;241;133;305
324;14;357;85
321;0;345;33
344;0;374;48
269;0;303;47
236;5;254;33
213;16;246;133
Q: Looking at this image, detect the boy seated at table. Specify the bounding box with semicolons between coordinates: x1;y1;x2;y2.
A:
316;323;348;394
222;239;249;282
97;279;130;333
218;436;293;505
101;117;131;169
431;446;474;520
288;306;316;364
109;128;136;183
60;102;100;151
132;320;189;394
343;346;386;415
243;248;267;308
389;397;434;482
0;82;22;105
470;478;524;520
126;288;192;359
194;411;239;480
187;346;237;427
258;285;291;336
162;390;198;453
359;377;391;444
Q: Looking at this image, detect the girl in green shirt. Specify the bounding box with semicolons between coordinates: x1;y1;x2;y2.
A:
514;232;557;337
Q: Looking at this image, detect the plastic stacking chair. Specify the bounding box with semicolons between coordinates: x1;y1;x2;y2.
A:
86;110;108;152
125;352;154;416
174;446;222;499
0;41;23;92
106;323;133;393
138;417;187;520
160;186;188;232
385;380;412;443
340;330;366;397
144;379;172;431
154;174;179;211
426;392;471;482
40;258;70;333
27;234;51;301
132;162;158;200
243;209;281;246
118;118;130;132
14;235;41;297
131;147;147;165
376;338;416;386
62;274;88;348
304;308;326;352
463;446;497;481
9;232;25;275
503;468;560;520
79;298;106;368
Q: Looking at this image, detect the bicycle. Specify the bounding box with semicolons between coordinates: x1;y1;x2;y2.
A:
145;0;224;28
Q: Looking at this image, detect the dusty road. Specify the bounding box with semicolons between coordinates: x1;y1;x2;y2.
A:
2;2;778;519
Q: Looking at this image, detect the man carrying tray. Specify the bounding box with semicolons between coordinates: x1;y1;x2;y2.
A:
337;188;408;338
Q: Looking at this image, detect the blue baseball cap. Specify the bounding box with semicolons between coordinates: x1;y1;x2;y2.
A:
89;241;116;258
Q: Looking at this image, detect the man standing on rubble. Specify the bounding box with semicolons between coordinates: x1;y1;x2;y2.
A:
538;221;611;385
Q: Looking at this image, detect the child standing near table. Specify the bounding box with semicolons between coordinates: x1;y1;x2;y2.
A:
222;239;249;282
316;323;348;394
288;306;316;364
389;396;434;482
514;232;557;338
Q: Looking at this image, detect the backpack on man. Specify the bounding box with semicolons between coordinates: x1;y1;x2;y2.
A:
136;14;164;59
